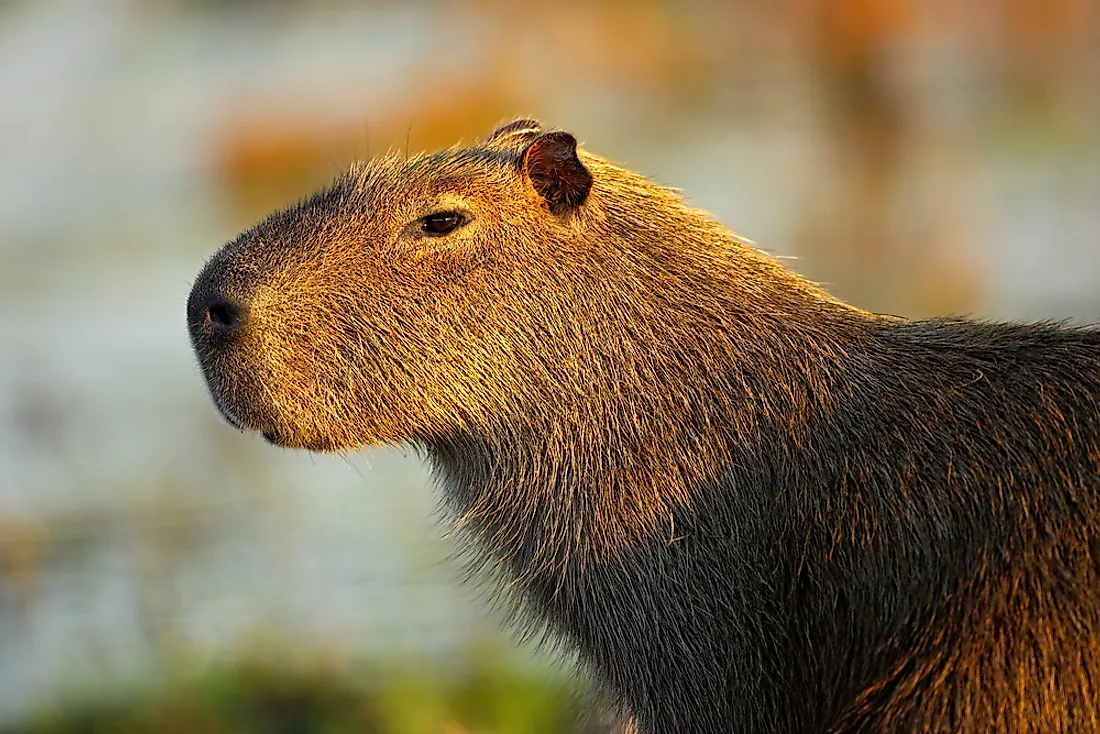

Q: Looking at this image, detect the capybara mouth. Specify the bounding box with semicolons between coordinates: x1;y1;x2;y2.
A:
211;391;272;437
259;425;345;452
205;390;246;432
196;362;287;441
214;394;321;450
194;343;357;452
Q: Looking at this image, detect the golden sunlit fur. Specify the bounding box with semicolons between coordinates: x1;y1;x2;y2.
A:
189;120;1100;733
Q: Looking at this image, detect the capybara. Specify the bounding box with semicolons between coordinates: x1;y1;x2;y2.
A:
187;119;1100;733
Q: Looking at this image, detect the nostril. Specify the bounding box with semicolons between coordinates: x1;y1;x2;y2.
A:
187;260;252;343
204;298;246;335
208;301;237;327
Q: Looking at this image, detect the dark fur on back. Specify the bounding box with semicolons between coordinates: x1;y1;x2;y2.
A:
187;119;1100;733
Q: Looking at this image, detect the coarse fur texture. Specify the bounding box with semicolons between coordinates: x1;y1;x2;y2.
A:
188;119;1100;733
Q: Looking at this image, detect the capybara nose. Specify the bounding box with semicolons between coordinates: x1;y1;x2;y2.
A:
205;296;247;336
187;267;251;345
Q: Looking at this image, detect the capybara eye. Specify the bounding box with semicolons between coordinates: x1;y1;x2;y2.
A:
420;211;466;236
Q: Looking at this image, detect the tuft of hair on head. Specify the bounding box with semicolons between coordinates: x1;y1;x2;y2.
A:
486;117;544;142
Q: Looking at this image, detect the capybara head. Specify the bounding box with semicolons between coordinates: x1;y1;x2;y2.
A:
188;119;829;455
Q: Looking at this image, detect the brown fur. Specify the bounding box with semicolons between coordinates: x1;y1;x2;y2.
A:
188;120;1100;733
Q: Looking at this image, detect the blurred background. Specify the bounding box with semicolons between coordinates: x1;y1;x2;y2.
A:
1;0;1098;731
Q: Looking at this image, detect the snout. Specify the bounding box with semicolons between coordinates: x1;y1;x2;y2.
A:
187;253;275;435
187;259;251;348
185;231;386;453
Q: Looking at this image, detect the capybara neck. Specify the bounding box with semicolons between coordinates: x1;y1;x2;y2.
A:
421;207;861;574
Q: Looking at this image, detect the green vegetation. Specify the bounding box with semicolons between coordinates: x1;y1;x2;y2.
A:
19;655;596;734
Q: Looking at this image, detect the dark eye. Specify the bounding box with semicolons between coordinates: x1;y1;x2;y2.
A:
420;211;467;236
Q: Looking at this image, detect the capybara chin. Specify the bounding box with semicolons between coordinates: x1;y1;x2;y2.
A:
187;118;1100;733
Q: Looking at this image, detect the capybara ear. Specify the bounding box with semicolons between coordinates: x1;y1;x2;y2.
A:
520;131;593;212
486;118;543;142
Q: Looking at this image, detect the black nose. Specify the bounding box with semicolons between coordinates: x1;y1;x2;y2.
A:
187;261;252;345
204;296;247;335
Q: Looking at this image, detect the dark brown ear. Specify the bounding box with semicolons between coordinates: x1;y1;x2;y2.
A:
520;131;592;211
486;118;543;143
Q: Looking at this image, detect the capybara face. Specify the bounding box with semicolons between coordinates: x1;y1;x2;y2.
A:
187;120;615;451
